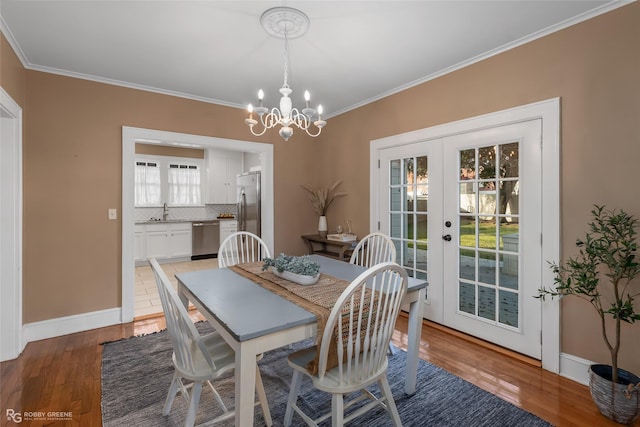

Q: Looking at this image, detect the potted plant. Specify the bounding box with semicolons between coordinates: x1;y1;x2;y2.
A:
263;253;321;286
301;181;347;237
537;205;640;424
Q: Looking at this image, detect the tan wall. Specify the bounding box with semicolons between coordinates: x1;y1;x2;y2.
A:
1;34;27;106
135;143;204;159
2;3;638;374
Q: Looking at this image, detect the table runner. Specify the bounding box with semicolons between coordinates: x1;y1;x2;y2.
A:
230;262;358;375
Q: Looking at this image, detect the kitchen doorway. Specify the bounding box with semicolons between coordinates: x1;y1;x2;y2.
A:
122;127;274;323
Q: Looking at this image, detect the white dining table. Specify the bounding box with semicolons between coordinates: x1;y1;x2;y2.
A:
175;254;427;427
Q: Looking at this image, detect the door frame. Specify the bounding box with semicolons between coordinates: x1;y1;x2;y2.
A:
122;127;274;323
370;98;560;372
0;87;24;361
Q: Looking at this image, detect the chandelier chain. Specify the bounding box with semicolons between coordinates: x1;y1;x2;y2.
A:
282;31;289;88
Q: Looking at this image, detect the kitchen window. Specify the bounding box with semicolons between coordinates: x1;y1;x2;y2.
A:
135;161;161;206
135;156;204;206
168;163;201;205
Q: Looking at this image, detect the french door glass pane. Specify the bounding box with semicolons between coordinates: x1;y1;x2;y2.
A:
459;183;476;214
478;250;497;285
390;213;402;238
403;158;413;184
390;159;401;185
416;214;428;248
499;181;519;215
499;290;519;327
457;142;521;328
460;250;476;281
459;216;476;248
478;286;496;321
500;143;519;178
390;187;401;210
459;281;475;315
479;221;497;249
478;146;496;179
388;155;428;282
401;240;414;270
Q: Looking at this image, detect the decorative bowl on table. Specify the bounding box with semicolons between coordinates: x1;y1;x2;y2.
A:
269;267;320;285
263;254;321;286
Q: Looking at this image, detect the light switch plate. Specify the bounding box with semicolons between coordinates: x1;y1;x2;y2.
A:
108;208;117;220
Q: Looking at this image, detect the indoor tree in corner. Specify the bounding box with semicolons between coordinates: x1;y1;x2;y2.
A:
537;205;640;424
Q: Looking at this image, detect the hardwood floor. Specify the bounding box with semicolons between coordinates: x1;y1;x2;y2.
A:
1;312;636;426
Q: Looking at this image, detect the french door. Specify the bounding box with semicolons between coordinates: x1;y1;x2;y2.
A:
379;120;542;358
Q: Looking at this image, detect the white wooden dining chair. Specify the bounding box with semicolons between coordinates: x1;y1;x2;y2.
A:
349;232;398;358
149;258;272;427
284;262;409;427
218;231;271;268
349;232;397;267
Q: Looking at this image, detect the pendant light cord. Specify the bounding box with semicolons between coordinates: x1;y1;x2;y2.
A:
282;30;289;88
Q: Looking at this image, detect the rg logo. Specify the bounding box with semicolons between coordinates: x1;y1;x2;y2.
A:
6;409;22;423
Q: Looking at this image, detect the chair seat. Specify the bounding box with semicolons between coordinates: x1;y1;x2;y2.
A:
288;345;388;394
173;331;236;381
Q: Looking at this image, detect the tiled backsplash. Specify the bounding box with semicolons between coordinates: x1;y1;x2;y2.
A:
134;205;237;222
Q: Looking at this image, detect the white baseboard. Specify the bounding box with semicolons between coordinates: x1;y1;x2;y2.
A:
560;352;593;386
23;308;122;346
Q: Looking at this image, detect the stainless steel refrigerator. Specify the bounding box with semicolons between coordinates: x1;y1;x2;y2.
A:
236;171;261;237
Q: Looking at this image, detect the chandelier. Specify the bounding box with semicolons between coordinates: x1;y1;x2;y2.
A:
244;7;326;141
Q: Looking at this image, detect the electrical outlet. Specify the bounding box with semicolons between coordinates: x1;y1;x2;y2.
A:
108;208;117;220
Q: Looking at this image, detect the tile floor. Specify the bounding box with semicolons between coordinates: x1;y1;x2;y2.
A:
134;258;219;318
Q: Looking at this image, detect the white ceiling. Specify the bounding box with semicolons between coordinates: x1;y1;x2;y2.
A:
0;1;624;118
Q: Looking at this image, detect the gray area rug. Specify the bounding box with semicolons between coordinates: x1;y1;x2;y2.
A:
101;322;553;426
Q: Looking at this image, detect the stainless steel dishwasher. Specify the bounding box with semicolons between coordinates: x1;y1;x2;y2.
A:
191;220;220;260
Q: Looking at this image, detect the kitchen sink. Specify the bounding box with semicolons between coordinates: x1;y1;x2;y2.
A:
142;219;192;224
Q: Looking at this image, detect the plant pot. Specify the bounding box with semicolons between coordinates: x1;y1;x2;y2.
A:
269;267;320;286
318;215;328;238
589;364;640;425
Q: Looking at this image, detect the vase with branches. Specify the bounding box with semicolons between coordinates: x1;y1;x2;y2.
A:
301;181;347;237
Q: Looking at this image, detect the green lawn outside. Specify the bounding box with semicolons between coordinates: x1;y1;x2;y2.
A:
405;220;518;255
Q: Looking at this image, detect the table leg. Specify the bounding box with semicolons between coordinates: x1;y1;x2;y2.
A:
235;343;257;426
177;283;189;309
404;288;426;395
303;239;315;255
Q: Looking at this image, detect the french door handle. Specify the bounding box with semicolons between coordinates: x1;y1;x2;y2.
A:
442;234;452;241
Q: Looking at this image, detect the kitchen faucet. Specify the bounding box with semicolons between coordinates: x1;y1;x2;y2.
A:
162;203;169;221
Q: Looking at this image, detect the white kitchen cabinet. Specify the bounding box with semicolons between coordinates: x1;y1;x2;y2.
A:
134;224;146;263
170;224;192;258
145;222;192;260
206;149;243;204
219;220;238;246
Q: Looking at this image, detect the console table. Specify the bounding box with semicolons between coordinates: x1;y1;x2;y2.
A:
301;234;358;260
